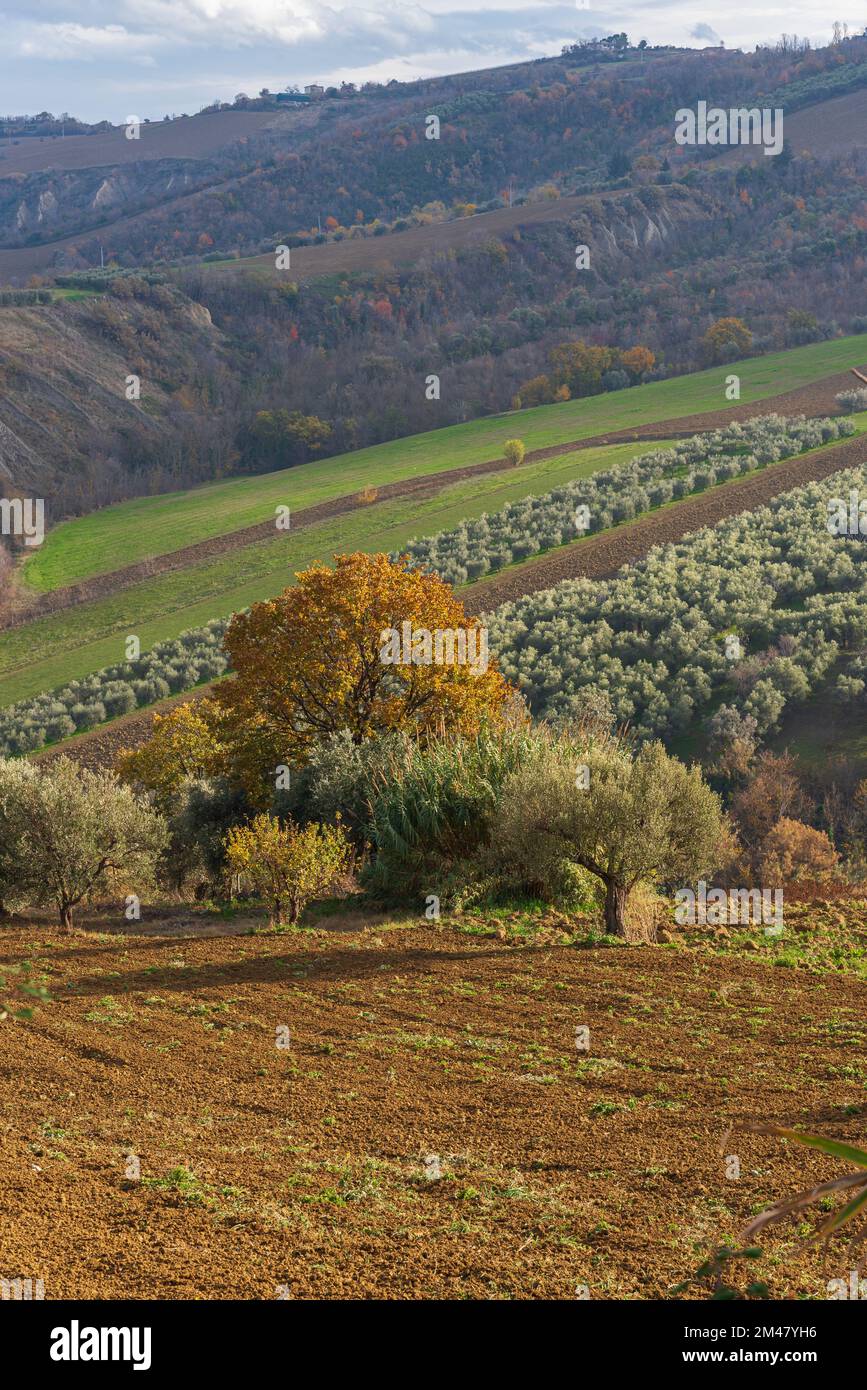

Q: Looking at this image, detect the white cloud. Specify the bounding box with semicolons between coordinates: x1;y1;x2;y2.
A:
17;22;167;62
0;2;863;120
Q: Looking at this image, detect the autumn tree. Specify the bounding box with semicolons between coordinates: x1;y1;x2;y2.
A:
247;408;331;468
701;317;752;363
224;814;350;924
621;345;655;379
218;552;512;774
503;438;525;466
513;374;552;408
755;817;838;887
117;699;228;809
729;751;808;868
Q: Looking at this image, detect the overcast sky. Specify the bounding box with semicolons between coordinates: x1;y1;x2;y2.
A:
0;1;861;123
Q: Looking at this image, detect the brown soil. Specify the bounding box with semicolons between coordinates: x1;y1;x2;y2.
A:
0;910;864;1300
0;112;282;177
3;367;859;630
718;85;867;165
464;429;867;610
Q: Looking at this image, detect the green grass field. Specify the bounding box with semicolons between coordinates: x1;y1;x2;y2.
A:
24;334;867;593
769;685;867;775
0;440;651;706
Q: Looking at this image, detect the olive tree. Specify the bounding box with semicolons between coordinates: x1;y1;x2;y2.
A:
0;756;168;930
497;738;724;936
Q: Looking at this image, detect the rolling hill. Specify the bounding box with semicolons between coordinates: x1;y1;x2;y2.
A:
2;337;866;765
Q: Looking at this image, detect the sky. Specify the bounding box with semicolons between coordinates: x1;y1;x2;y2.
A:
0;1;862;124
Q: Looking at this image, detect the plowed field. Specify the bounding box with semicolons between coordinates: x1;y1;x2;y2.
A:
1;912;865;1300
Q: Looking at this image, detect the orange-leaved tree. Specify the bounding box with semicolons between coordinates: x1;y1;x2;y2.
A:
218;552;512;768
117;699;229;809
701;316;752;363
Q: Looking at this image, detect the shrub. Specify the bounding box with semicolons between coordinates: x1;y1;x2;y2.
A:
304;730;401;844
363;726;538;903
835;387;867;413
167;777;253;890
755;817;839;886
223;814;351;924
503;438;526;466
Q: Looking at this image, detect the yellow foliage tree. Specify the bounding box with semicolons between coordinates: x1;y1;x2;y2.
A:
116;700;228;808
218;552;512;769
701;317;752;363
621;345;656;379
756;818;839;886
515;374;552;408
224;814;350;924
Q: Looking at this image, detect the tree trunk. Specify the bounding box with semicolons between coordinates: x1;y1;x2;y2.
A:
603;880;629;937
59;903;74;932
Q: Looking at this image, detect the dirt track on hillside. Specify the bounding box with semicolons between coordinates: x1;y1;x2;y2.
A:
0;187;603;282
3;366;860;632
0;913;864;1299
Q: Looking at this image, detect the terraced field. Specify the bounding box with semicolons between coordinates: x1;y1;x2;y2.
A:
466;428;867;609
19;335;867;594
7;336;867;760
0;440;651;706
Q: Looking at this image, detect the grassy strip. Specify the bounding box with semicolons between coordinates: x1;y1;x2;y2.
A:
0;441;650;706
4;422;863;713
23;334;867;591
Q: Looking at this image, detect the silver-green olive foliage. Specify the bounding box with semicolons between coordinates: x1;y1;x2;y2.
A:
0;756;168;929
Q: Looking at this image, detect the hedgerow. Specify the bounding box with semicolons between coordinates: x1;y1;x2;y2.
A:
396;415;853;585
0;620;230;757
486;463;867;741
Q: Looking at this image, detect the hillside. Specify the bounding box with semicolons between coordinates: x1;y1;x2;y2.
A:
5;29;867;1326
0;288;224;505
5;146;867;524
6;35;867;521
14;334;867;591
0;109;288;176
3;337;865;765
3;38;867;275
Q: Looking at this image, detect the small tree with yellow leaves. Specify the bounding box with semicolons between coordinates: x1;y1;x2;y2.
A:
223;814;351;925
116;699;228;810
